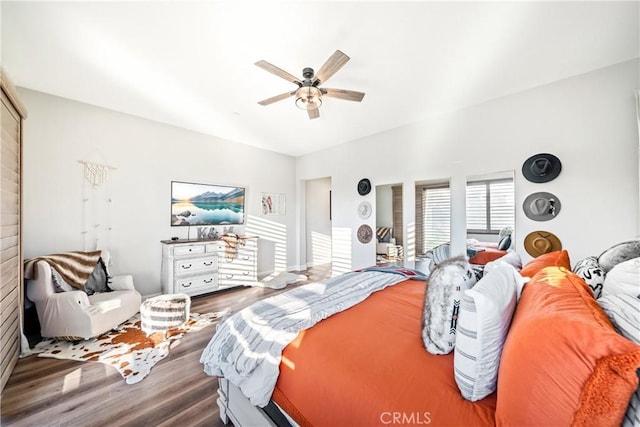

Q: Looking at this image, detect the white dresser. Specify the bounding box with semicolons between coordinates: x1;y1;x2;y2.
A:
161;236;258;297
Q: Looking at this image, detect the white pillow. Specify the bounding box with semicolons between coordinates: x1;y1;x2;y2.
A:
453;264;527;401
484;251;522;275
601;257;640;298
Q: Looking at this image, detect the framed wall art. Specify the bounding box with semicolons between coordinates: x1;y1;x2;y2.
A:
262;193;286;215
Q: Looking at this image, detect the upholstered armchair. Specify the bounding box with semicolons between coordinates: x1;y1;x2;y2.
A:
25;250;141;340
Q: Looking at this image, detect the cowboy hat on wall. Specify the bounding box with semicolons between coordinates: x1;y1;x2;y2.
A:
522;153;562;183
523;192;561;221
524;231;563;258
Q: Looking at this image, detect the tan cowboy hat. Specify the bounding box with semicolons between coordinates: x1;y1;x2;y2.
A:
523;192;561;221
524;231;563;257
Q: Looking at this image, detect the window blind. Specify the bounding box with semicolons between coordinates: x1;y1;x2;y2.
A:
421;186;451;252
466;179;514;233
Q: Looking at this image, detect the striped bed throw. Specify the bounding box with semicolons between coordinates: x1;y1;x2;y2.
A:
141;294;191;334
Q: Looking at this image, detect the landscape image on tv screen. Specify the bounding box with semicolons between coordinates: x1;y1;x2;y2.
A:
171;181;245;226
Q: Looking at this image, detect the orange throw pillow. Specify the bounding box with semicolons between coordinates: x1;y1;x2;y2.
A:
520;249;571;278
496;266;640;426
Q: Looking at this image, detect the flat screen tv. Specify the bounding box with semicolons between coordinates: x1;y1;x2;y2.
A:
171;181;246;226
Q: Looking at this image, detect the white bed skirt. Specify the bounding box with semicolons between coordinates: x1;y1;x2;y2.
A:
217;377;299;427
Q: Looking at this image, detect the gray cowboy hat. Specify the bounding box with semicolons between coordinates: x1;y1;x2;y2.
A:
523;192;561;221
522;153;562;183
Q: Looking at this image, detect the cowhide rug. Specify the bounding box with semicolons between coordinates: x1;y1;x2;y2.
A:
33;311;227;384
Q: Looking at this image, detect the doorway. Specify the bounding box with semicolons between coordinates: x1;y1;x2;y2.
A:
375;183;403;264
305;177;332;268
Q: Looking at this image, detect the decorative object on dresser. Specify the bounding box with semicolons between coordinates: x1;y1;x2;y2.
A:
161;236;258;296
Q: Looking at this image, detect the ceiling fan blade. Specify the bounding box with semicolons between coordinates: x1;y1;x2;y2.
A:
258;91;295;106
307;108;320;119
322;88;365;102
314;50;350;85
255;60;302;85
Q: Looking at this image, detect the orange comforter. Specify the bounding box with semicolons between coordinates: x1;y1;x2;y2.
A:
272;279;496;426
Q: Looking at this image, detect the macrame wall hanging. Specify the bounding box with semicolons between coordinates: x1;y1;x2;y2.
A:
79;160;116;251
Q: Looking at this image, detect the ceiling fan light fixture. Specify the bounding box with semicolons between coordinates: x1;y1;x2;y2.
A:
295;86;322;110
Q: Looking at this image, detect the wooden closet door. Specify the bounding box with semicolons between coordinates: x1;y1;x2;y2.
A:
0;87;23;391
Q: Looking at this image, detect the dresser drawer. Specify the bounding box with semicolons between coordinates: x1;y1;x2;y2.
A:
175;273;218;293
206;238;258;254
174;245;206;256
218;250;256;266
218;268;256;284
174;256;217;276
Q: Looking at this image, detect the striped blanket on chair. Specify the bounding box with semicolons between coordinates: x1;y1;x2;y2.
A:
24;250;103;289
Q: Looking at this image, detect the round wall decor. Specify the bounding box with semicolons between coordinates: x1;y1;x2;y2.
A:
357;178;371;196
357;201;372;219
357;224;373;243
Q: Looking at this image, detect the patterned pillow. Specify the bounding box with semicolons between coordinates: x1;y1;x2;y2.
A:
598;240;640;273
573;256;605;298
597;294;640;426
498;235;511;250
454;264;527;401
421;255;477;355
424;243;450;265
376;227;392;243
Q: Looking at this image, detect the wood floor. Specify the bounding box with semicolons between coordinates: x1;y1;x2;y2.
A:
0;265;331;426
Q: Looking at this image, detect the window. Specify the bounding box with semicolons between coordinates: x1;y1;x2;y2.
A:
416;184;450;254
466;179;514;234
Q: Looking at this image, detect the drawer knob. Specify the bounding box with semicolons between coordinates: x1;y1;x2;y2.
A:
204;261;213;266
204;278;213;284
182;264;192;269
183;282;192;288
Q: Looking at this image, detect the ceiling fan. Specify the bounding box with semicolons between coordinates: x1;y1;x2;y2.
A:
255;50;365;120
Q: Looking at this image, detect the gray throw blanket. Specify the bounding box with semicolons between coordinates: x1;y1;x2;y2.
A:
200;270;408;407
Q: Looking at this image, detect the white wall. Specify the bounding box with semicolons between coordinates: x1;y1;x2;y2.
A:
375;184;393;228
20;89;297;296
296;59;640;270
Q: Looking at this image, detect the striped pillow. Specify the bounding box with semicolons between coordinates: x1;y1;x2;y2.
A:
597;294;640;427
376;227;392;243
454;265;526;401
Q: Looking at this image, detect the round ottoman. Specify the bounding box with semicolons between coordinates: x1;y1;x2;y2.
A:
140;293;191;335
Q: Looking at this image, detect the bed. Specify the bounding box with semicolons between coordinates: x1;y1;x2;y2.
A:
202;251;640;427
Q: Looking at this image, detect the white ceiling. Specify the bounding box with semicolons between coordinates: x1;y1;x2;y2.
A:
2;1;638;157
